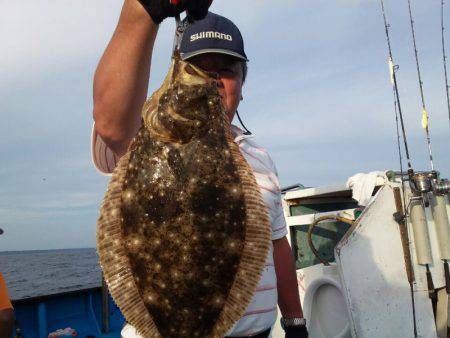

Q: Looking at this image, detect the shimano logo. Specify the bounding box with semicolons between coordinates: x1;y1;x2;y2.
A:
190;31;233;42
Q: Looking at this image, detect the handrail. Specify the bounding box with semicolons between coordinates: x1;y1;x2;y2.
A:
11;286;102;305
307;215;354;265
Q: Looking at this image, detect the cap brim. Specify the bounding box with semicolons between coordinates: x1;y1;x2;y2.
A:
181;49;248;62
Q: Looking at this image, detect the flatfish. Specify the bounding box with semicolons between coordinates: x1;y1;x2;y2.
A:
96;53;271;338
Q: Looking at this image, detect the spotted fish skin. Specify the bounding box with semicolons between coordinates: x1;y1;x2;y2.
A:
122;128;246;336
97;55;272;338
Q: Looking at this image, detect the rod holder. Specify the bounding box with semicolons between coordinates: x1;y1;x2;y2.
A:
430;194;450;260
410;197;433;265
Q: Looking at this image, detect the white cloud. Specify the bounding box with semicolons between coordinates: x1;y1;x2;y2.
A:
0;1;120;77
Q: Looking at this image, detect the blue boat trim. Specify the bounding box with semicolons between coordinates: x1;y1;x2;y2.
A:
11;286;125;338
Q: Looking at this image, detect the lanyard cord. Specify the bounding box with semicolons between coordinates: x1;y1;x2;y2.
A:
235;110;252;135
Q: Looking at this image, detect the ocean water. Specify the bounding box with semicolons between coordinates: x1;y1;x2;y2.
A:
0;248;102;300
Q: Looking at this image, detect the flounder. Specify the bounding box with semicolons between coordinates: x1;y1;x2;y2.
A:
96;53;271;338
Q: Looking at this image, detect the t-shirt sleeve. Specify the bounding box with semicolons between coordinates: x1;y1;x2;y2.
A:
267;165;288;241
249;147;288;241
0;273;13;310
91;123;118;176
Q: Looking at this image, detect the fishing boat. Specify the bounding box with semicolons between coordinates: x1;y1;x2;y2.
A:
272;172;450;338
11;282;125;338
10;173;450;338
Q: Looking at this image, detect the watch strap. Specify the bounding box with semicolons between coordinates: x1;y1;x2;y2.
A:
281;317;307;329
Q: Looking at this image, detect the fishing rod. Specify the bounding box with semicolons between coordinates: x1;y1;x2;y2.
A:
380;0;412;229
406;0;434;171
441;0;450;125
380;0;413;171
379;2;417;336
406;3;450;331
379;3;450;335
393;91;407;209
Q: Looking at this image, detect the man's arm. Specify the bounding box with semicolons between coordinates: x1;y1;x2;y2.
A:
93;0;158;158
273;236;303;318
0;308;14;338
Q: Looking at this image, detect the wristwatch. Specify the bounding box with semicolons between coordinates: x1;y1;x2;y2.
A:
280;317;307;330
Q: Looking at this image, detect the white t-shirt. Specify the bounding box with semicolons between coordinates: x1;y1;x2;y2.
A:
91;124;288;337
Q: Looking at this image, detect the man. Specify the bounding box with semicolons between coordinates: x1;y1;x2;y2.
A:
91;1;308;337
0;228;14;338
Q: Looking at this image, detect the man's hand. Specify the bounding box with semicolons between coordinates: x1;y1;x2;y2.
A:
138;0;212;24
285;325;308;338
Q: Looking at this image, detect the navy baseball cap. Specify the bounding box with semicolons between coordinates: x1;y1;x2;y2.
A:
180;12;248;62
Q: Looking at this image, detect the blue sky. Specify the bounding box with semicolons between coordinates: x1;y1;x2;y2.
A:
1;0;449;251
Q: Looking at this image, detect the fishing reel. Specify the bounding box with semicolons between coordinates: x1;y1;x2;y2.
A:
433;178;450;196
409;170;450;207
409;170;436;194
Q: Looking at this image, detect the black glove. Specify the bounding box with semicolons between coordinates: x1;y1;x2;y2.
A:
139;0;212;24
285;325;308;338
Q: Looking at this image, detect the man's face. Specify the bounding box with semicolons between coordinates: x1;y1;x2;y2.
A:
188;53;244;122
